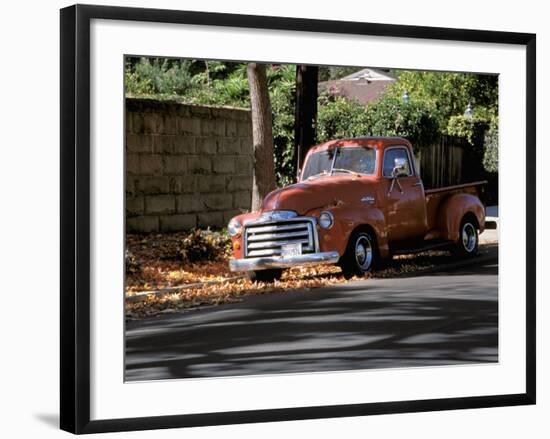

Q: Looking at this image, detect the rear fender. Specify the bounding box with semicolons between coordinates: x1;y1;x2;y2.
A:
437;193;485;242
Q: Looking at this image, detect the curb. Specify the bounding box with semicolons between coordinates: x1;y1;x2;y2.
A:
125;275;246;303
126;246;499;303
378;252;498;279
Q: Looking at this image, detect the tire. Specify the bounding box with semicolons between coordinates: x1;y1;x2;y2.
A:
247;269;283;282
338;228;378;279
453;217;479;257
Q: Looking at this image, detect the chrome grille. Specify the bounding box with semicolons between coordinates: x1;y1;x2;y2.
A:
244;219;317;258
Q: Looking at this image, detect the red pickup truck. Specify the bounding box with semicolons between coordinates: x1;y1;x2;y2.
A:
228;137;486;281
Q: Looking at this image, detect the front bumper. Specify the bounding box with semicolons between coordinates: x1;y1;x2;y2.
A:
229;251;340;272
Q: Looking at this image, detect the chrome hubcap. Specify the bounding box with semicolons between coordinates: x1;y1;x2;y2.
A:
355;235;373;270
462;223;477;252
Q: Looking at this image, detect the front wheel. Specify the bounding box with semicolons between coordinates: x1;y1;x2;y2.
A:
453;218;479;257
247;269;283;283
339;229;378;279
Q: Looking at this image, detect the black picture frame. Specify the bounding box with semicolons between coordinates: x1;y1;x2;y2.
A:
60;4;536;434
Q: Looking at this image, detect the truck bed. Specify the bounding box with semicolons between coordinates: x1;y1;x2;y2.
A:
425;181;487;231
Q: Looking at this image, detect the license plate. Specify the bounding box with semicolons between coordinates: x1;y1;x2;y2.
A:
281;243;302;258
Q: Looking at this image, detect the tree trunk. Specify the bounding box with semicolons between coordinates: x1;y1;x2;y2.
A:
294;65;319;179
247;63;276;211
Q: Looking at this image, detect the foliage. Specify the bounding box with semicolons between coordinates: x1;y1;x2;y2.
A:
482;117;499;173
446;115;488;145
125;58;500;185
125;58;202;97
267;65;297;186
385;70;498;132
317;94;439;148
179;229;231;263
125;249;140;275
365;97;439;146
316;95;370;141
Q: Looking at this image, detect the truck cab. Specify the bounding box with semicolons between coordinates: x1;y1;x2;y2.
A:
228;137;485;281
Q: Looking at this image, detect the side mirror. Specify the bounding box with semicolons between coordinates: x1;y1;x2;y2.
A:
392;157;408;178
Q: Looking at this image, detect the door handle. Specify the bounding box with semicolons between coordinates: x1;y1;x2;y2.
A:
412;182;423;187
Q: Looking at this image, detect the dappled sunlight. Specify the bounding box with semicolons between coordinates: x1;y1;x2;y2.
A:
125;266;498;380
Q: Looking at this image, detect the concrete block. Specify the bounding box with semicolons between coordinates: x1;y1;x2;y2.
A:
160;214;196;232
235;155;253;173
213;157;235;174
240;138;253;155
201;119;225;137
163;155;187;175
145;195;175;214
139;155;163;175
226;175;252;191
237;121;252;136
187;156;212;174
176;194;204;213
172;137;196;154
127;216;159;233
233;191;251;209
196;175;226;193
196;137;218;155
197;211;224;228
126;154;140;174
225;119;237;137
204;193;233;211
169;176;196;193
126;133;154;153
126;196;144;216
218;138;241;154
135;176;170;194
177;118;201;136
154;135;174;154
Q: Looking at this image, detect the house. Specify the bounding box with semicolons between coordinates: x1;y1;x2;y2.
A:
318;68;396;106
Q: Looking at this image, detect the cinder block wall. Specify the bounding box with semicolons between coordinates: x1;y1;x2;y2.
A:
125;98;253;233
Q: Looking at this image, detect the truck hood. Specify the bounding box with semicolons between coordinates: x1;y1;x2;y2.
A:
261;175;376;215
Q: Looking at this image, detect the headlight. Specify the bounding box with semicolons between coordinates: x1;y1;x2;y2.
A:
227;218;243;237
319;211;334;229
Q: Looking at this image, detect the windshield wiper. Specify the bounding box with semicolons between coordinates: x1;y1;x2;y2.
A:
306;170;330;180
331;168;359;176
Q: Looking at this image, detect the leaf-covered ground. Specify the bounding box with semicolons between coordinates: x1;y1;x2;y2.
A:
125;232;496;319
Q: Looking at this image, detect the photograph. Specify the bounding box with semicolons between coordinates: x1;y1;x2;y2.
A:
123;57;500;381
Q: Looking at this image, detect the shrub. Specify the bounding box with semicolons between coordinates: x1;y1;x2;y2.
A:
317;95;371;142
178;229;231;263
364;96;439;147
482;117;499;173
125;249;140;274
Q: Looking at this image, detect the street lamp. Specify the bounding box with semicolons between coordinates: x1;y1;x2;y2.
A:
402;91;410;104
464;102;473;118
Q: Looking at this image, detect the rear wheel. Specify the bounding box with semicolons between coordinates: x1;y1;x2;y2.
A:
247;269;283;282
339;229;378;279
453;217;479;257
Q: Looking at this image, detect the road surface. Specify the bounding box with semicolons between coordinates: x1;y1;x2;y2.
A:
125;259;498;381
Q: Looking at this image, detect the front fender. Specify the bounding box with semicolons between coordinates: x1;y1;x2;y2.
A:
316;205;390;259
437;193;485;242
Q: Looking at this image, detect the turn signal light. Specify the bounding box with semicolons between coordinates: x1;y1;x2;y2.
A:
233;241;241;251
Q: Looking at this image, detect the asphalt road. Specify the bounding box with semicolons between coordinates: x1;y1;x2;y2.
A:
125;258;498;381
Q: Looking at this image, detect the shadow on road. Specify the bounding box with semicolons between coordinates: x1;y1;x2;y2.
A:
126;264;498;381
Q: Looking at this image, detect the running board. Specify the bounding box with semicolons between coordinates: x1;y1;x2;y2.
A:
391;239;451;255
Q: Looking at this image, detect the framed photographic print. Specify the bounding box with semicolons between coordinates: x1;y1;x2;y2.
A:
60;4;536;434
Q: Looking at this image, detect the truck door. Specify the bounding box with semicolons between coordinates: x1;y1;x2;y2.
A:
382;146;427;241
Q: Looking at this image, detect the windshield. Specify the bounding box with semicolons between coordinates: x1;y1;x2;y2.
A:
301;145;376;180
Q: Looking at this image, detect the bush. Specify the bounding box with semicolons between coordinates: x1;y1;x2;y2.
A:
483;117;499;173
317;95;371;142
364;97;439;147
178;229;231;263
125;249;140;274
